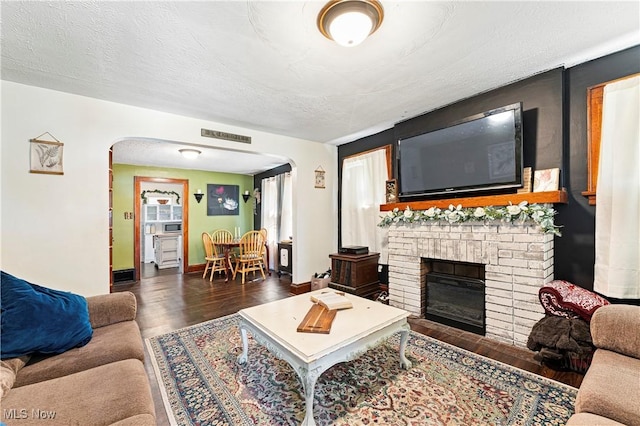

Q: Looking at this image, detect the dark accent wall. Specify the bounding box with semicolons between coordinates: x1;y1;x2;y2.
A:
558;46;640;293
253;163;292;229
338;46;640;296
394;68;564;175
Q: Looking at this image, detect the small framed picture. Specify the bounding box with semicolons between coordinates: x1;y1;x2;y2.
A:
30;138;64;175
385;179;398;203
533;168;560;192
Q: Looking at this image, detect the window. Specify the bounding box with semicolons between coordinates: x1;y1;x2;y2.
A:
341;146;391;260
261;173;292;270
584;73;640;205
592;74;640;298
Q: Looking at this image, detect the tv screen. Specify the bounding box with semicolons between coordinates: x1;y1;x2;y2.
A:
398;103;523;198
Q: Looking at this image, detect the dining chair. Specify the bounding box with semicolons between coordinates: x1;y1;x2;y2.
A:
203;231;230;281
259;228;271;275
233;230;266;284
211;229;235;276
201;232;217;280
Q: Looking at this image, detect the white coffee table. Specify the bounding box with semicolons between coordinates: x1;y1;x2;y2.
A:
237;290;411;426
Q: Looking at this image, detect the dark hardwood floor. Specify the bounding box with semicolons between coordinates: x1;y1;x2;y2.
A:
114;268;583;425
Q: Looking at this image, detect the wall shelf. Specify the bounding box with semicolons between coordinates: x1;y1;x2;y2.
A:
380;189;568;211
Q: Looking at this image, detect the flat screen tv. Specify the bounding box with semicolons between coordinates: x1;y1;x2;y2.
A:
398;103;523;198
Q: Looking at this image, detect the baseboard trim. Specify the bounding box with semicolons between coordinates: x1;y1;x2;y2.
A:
290;282;311;295
186;264;205;273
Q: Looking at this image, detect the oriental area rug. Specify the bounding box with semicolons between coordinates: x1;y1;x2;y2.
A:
146;314;577;426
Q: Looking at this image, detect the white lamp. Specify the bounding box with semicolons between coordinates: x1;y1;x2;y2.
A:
318;0;384;47
179;148;201;159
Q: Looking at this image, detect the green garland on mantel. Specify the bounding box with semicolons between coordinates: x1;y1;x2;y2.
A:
141;190;181;205
378;201;562;236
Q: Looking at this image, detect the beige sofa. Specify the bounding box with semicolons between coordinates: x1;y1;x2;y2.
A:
1;292;156;425
566;304;640;426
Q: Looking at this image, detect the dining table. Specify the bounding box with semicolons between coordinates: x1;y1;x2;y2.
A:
214;240;240;282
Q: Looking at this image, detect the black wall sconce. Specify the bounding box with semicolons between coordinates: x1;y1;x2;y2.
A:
194;189;204;203
242;190;251;203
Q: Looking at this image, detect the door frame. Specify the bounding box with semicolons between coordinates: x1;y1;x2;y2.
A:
134;176;190;281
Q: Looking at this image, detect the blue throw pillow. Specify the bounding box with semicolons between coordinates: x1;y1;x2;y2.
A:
1;271;93;359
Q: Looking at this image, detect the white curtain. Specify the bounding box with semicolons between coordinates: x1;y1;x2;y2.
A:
281;173;293;242
594;75;640;298
341;149;389;262
262;177;278;271
261;173;293;271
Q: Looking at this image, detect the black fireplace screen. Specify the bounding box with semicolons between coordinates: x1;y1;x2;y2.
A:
426;272;485;334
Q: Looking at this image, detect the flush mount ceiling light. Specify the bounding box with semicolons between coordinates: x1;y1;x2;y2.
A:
179;148;201;159
317;0;384;47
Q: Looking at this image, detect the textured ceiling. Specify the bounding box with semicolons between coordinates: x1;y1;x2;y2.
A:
2;1;639;173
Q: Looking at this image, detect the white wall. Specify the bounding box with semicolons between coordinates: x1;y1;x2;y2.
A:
1;81;337;296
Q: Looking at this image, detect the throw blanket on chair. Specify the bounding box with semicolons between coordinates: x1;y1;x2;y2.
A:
538;280;610;322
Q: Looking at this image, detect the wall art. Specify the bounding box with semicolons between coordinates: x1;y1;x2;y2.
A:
207;184;239;216
314;166;326;189
533;168;560;192
29;133;64;175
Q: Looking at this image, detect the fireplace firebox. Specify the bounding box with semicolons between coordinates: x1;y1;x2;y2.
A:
425;260;486;336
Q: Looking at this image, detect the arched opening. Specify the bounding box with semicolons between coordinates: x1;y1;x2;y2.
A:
110;138;292;285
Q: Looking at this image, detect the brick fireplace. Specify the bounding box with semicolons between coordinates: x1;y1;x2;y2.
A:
387;221;554;347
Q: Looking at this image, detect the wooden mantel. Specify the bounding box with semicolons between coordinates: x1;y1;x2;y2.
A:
380;189;568;211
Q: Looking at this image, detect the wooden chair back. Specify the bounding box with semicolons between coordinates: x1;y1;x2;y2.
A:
211;229;234;256
202;232;214;258
259;227;269;265
212;229;234;243
239;230;264;258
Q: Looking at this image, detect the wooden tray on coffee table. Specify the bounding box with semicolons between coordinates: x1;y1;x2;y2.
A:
296;304;336;334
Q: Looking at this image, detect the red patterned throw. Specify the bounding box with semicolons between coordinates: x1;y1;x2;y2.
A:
539;280;610;322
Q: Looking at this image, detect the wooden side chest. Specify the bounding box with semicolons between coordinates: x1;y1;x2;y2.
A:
329;252;380;298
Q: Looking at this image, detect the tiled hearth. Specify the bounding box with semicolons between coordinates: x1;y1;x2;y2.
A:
387;221;554;347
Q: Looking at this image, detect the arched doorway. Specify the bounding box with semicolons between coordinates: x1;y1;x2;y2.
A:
110;138;293;286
